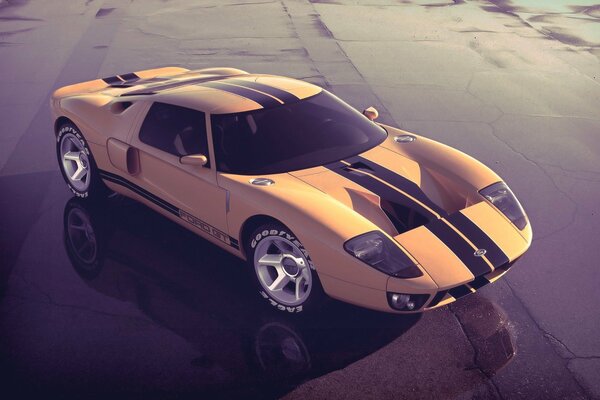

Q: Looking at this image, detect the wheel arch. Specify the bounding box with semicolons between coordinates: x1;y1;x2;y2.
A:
239;214;289;258
54;116;75;136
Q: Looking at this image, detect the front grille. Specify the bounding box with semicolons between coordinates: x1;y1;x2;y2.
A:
448;284;472;299
469;276;490;290
427;290;448;308
428;258;522;308
496;260;513;272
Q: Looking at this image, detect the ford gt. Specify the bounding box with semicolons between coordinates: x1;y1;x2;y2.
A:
50;66;532;313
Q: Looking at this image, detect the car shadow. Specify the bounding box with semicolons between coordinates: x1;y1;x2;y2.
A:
61;196;422;398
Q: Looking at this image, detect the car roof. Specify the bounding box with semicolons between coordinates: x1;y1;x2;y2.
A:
105;70;322;114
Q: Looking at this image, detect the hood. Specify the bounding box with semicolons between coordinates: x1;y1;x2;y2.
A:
290;145;530;288
289;145;455;237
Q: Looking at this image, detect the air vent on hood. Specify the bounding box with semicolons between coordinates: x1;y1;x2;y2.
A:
381;199;431;235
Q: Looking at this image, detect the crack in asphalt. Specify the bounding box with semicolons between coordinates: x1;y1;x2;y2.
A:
545;332;600;361
334;38;445;43
540;162;600;184
181;0;278;9
484;119;580;242
279;0;329;89
454;71;580;242
501;279;595;396
449;305;504;399
133;26;294;42
9;273;156;326
281;0;399;126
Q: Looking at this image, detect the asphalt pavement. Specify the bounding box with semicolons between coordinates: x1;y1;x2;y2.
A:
1;0;599;399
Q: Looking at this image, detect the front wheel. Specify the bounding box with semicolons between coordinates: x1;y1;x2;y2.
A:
247;223;326;313
56;122;107;199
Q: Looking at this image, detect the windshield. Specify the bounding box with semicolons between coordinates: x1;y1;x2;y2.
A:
211;91;387;175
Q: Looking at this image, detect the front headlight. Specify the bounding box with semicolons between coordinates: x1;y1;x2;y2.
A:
479;182;527;229
344;231;422;278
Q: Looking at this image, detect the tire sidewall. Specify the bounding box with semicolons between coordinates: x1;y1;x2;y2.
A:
56;124;93;198
248;223;321;314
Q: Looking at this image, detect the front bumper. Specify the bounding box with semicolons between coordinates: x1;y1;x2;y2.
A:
402;257;519;312
386;200;531;313
317;200;531;314
320;255;520;314
319;255;521;314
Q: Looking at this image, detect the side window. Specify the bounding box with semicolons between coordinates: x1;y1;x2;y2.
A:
139;102;210;166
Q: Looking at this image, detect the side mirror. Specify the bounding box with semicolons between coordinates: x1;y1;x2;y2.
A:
363;106;379;121
180;154;208;167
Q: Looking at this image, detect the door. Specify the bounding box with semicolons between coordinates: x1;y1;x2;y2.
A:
127;101;233;248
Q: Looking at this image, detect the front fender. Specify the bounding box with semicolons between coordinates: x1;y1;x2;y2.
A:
220;172;438;300
379;124;502;210
55;95;113;145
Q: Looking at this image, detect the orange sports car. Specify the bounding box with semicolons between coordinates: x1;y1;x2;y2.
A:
51;66;532;314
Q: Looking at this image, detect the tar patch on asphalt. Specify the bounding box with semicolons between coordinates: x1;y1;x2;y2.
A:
450;295;516;376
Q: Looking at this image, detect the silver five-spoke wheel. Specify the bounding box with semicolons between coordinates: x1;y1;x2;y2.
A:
60;132;90;192
254;236;313;306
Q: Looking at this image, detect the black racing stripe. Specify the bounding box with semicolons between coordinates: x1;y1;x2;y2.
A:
346;156;448;217
200;81;281;108
102;75;122;84
446;212;509;268
99;170;178;215
326;161;347;170
426;218;492;277
99;170;240;249
448;284;472;299
229;238;240;250
225;79;300;103
122;76;229;97
119;72;140;82
325;163;438;220
469;276;490;290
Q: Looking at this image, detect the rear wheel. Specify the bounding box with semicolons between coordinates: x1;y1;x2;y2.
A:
247;223;326;313
56;122;107;199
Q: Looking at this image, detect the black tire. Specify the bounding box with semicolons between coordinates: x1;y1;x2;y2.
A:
56;122;108;199
246;222;327;314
